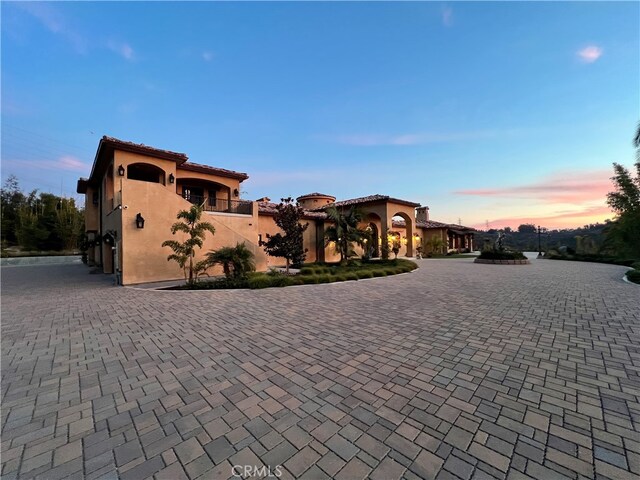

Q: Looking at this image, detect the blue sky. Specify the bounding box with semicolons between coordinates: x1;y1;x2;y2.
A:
2;1;638;228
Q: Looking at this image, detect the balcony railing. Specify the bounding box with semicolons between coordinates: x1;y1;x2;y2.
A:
181;194;253;215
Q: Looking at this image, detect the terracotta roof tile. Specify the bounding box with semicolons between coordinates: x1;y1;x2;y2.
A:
178;161;249;181
258;201;327;220
297;192;336;200
102;135;188;163
311;194;420;210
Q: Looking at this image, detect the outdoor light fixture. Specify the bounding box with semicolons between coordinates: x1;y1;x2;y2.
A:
136;213;145;229
169;173;175;184
117;165;125;176
233;188;239;197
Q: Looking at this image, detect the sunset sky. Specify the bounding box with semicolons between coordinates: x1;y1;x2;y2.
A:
2;2;638;229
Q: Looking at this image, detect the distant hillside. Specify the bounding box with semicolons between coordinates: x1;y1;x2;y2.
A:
473;223;609;253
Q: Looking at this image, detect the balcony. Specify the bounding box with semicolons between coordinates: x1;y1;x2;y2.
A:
181;194;253;215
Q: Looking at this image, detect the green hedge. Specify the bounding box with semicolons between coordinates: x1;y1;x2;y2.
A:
626;269;640;284
478;250;526;260
176;259;418;290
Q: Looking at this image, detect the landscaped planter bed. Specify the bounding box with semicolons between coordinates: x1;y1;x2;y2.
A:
168;259;418;290
474;258;530;265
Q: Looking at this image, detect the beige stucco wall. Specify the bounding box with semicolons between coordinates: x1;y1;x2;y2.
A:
120;178;263;285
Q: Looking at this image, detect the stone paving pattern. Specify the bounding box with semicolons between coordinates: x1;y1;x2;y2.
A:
1;258;639;479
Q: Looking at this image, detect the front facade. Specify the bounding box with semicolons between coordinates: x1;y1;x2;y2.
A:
78;136;475;285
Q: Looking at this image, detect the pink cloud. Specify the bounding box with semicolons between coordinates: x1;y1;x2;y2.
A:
455;169;612;204
577;45;603;63
472;205;613;230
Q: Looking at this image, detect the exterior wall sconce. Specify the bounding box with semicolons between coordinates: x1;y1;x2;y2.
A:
117;165;125;176
169;173;175;184
233;188;239;197
136;213;145;229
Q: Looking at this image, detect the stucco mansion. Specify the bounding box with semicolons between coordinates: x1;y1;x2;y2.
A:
77;136;475;285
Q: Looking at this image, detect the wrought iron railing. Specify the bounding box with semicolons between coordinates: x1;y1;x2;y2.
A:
181;194;253;215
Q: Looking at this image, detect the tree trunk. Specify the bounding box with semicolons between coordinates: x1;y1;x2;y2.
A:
285;258;290;274
188;256;194;284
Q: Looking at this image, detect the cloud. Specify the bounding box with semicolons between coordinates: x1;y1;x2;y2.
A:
454;169;611;204
472;205;613;230
16;2;86;53
577;45;603;63
202;51;214;62
441;6;453;27
4;155;89;172
318;130;507;147
108;40;135;61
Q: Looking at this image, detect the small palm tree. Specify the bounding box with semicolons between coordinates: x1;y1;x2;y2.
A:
324;206;368;264
206;242;255;279
162;204;215;284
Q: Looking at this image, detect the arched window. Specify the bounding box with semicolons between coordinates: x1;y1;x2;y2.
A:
127;163;166;185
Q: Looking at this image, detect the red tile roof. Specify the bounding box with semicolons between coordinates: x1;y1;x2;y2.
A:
101;135;189;163
178;161;249;181
297;192;336;200
311;194;420;210
258;201;328;220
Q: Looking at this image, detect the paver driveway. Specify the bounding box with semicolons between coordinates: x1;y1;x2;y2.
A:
1;258;639;480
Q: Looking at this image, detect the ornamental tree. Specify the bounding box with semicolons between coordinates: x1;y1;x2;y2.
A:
162;204;215;284
260;197;308;273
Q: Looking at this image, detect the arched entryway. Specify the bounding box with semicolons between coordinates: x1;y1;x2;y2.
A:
366;222;379;258
391;211;414;257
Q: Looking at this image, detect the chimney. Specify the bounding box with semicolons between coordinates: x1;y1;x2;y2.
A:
416;206;429;223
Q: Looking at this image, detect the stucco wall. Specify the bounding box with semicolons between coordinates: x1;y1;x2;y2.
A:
120;178;262;285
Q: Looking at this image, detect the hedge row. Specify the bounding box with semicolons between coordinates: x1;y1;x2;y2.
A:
179;260;418;290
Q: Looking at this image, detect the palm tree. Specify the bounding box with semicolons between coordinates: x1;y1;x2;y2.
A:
162;204;215;284
324;206;368;264
206;242;256;279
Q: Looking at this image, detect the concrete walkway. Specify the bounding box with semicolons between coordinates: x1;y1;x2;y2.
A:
1;258;638;479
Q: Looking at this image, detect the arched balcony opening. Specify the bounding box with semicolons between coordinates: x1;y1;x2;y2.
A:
127;163;166;185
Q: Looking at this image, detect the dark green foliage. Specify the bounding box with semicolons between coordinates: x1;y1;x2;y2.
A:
517;224;537;233
162;204;215;284
178;259;417;289
602;127;640;259
247;275;275;289
260;197;308;273
626;269;640;284
1;176;84;251
206;242;255;280
478;250;527;260
324;206;369;264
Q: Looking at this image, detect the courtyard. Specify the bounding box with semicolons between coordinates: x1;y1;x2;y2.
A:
1;258;639;480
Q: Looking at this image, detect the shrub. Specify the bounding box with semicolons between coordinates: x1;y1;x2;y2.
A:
303;275;320;284
626;269;640;284
316;274;332;283
372;270;387;277
299;267;316;275
247;275;273;289
344;272;358;281
384;268;398;275
632;261;640;270
357;271;373;279
334;274;348;282
478;250;526;260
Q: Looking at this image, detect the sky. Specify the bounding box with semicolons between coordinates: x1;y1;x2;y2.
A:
1;1;638;229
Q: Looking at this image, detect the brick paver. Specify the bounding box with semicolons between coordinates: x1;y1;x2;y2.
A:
1;258;639;479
